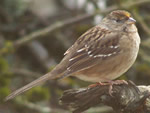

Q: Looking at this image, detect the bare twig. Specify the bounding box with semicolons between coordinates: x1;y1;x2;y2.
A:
132;10;150;36
10;68;41;78
0;0;149;56
13;0;150;48
60;81;150;113
13;14;94;48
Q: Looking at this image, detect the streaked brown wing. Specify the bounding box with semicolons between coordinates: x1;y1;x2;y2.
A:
63;26;121;77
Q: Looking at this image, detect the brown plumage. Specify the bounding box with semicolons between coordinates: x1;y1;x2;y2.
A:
5;10;140;101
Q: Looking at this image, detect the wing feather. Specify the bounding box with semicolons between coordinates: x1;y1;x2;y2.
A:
62;26;122;77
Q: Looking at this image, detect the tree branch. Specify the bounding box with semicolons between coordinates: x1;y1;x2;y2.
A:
13;0;150;48
60;81;150;113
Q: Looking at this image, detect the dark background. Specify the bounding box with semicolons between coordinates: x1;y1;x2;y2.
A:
0;0;150;113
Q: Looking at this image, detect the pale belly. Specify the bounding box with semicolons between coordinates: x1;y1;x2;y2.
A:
74;48;139;82
73;26;140;82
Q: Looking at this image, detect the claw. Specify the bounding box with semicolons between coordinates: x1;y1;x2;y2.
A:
88;82;103;88
107;80;128;96
88;80;128;96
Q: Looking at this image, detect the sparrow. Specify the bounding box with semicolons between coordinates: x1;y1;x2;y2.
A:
5;10;140;101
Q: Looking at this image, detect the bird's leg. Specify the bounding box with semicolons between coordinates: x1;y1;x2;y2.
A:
88;80;128;96
106;80;128;96
88;82;105;88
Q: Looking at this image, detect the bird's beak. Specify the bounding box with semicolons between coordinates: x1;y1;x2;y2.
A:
127;17;136;24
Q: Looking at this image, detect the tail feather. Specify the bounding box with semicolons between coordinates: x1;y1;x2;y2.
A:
5;73;56;101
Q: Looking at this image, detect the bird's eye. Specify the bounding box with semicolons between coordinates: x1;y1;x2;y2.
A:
114;18;126;23
112;18;121;23
115;19;120;22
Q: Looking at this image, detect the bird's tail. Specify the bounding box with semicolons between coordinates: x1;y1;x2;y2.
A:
5;72;57;101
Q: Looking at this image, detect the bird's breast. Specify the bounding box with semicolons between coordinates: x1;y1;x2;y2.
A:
74;31;140;82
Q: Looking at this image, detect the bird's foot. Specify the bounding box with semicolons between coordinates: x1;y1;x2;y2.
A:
88;82;103;88
88;80;128;96
106;80;128;96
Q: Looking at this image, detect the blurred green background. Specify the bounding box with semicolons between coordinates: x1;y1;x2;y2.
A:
0;0;150;113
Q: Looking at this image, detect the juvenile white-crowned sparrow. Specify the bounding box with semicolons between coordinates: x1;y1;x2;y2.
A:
5;10;141;101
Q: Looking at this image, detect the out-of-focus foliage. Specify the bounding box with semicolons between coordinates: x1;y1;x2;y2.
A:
0;0;150;113
25;86;50;102
0;41;14;55
0;56;11;101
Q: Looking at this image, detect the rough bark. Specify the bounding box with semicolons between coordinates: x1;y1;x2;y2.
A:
60;81;150;113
